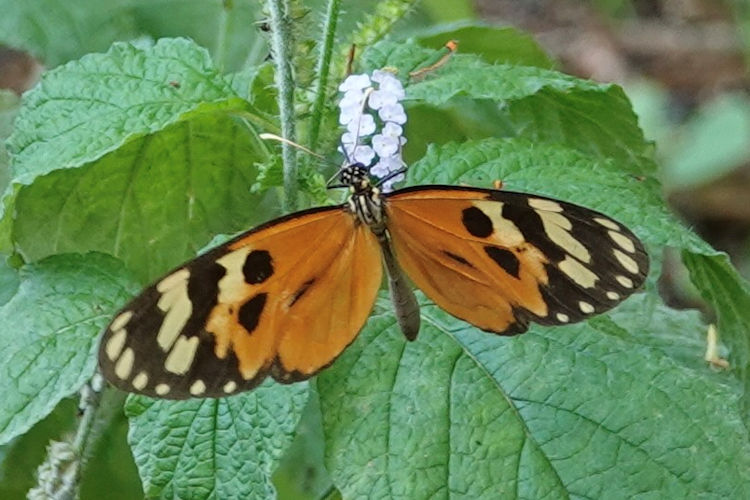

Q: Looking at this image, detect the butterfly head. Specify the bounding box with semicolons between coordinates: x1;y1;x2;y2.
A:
339;163;374;194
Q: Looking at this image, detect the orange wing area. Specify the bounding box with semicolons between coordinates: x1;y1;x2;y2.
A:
99;206;382;399
385;186;649;335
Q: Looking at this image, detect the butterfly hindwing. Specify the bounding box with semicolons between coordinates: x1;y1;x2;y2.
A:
384;186;648;334
98;206;382;399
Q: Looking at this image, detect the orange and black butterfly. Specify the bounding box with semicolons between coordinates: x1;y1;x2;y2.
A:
98;164;648;399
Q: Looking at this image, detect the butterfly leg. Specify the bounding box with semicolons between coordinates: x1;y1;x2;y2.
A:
379;234;420;341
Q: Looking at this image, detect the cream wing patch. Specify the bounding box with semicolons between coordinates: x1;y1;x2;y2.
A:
473;190;650;327
156;269;192;351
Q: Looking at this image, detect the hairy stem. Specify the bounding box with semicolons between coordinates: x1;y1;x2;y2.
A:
267;0;298;212
308;0;342;150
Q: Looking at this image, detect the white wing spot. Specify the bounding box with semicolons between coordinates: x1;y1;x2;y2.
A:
538;211;591;263
114;347;135;380
155;383;171;396
223;381;238;394
528;198;563;212
608;230;636;253
111;311;133;331
556;313;570;323
190;379;207;396
616;275;634;288
156;269;192;352
614;249;640;274
157;269;190;292
165;336;200;375
606;291;621;300
105;328;127;361
559;256;598;288
579;301;595;314
132;371;149;390
594;217;619;231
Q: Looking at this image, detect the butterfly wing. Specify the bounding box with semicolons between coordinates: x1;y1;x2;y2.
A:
99;206;382;399
384;186;648;334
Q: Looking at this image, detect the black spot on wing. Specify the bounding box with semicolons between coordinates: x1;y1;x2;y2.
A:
289;279;316;307
442;250;475;268
461;206;493;238
484;246;520;278
501;202;567;262
238;293;267;334
185;261;226;335
243;250;274;284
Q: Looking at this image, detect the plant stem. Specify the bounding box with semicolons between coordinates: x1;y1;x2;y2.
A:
267;0;298;212
308;0;342;150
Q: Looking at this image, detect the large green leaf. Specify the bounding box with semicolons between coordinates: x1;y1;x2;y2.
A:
0;253;139;444
126;382;309;499
5;38;277;282
6;38;250;185
362;40;649;166
319;294;749;497
12;114;274;283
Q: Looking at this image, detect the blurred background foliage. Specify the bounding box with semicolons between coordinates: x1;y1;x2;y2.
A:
1;0;749;498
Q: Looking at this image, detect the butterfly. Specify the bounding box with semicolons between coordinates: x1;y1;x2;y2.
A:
98;163;649;399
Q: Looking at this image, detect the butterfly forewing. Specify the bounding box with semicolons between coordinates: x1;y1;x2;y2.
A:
98;206;382;399
384;186;648;334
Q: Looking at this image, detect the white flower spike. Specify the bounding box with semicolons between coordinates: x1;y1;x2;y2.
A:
337;70;407;192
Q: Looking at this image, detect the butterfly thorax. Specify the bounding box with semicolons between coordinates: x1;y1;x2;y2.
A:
342;163;386;238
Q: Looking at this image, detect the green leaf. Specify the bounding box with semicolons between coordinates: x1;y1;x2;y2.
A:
598;293;719;372
406;138;711;258
126;381;309;499
319;294;750;497
5;38;278;282
12;114;275;283
0;90;20;197
7;38;249;185
0;257;19;307
272;390;334;499
0;0;137;67
131;0;268;72
683;252;750;422
362;40;649;165
415;22;555;68
0;253;139;445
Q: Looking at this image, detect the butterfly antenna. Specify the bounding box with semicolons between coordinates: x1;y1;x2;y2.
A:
259;133;325;160
339;136;352;164
348;87;374;162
